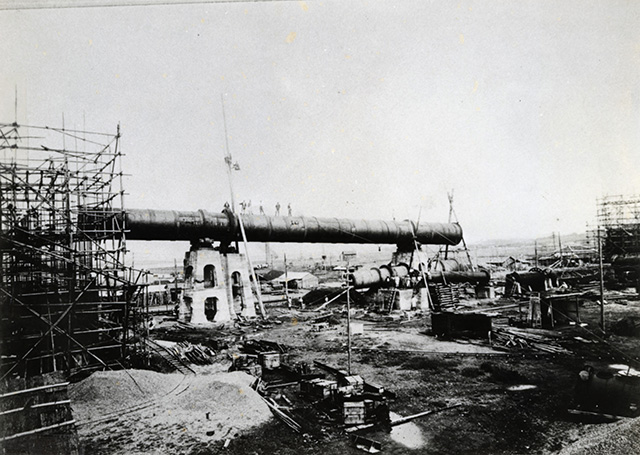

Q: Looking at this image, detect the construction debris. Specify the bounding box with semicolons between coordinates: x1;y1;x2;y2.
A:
261;396;302;433
350;434;382;453
175;342;216;365
490;327;572;354
145;339;196;374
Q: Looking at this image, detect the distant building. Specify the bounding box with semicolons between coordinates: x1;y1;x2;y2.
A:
341;251;357;263
486;256;530;271
274;272;319;290
257;269;285;282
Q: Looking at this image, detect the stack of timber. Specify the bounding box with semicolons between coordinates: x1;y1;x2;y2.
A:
0;372;79;454
145;339;195;374
433;284;460;311
490;327;571;355
261;396;302;433
174;341;215;365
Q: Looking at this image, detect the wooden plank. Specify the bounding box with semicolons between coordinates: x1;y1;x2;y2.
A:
0;419;76;441
391;404;462;426
0;383;69;399
0;400;71;417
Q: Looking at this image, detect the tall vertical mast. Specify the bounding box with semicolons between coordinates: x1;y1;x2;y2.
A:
444;190;454;260
597;227;605;334
219;94;265;318
346;261;352;375
221;94;237;214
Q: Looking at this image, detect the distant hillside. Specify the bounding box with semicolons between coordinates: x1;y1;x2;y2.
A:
472;232;587;247
466;231;592;265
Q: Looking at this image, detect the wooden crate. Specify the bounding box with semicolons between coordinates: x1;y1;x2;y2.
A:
343;401;366;425
259;352;281;370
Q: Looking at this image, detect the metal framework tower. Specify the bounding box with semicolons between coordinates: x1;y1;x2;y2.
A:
595;195;640;259
0;121;146;380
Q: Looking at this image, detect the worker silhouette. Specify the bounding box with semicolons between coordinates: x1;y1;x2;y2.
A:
287;203;292;216
259;201;265;215
275;202;281;216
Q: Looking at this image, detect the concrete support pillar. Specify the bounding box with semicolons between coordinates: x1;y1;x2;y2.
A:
418;287;430;313
475;285;495;299
222;253;237;319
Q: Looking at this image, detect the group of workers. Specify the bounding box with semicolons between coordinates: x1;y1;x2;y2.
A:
230;200;293;216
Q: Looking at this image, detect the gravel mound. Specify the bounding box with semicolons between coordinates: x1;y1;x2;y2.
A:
70;369;272;454
558;417;640;455
70;369;184;421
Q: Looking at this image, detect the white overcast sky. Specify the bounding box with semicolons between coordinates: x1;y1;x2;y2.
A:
2;0;639;245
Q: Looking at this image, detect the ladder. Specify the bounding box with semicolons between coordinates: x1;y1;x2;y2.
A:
386;288;398;313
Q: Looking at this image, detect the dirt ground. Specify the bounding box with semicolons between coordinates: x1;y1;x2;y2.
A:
73;289;640;455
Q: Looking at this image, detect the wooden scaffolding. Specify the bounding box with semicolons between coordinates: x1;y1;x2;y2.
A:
0;121;146;380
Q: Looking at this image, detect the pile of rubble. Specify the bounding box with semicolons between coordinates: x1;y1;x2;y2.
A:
172;341;216;365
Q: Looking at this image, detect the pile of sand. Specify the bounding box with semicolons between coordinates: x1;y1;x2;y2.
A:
70;369;272;454
558;417;640;455
70;369;184;421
